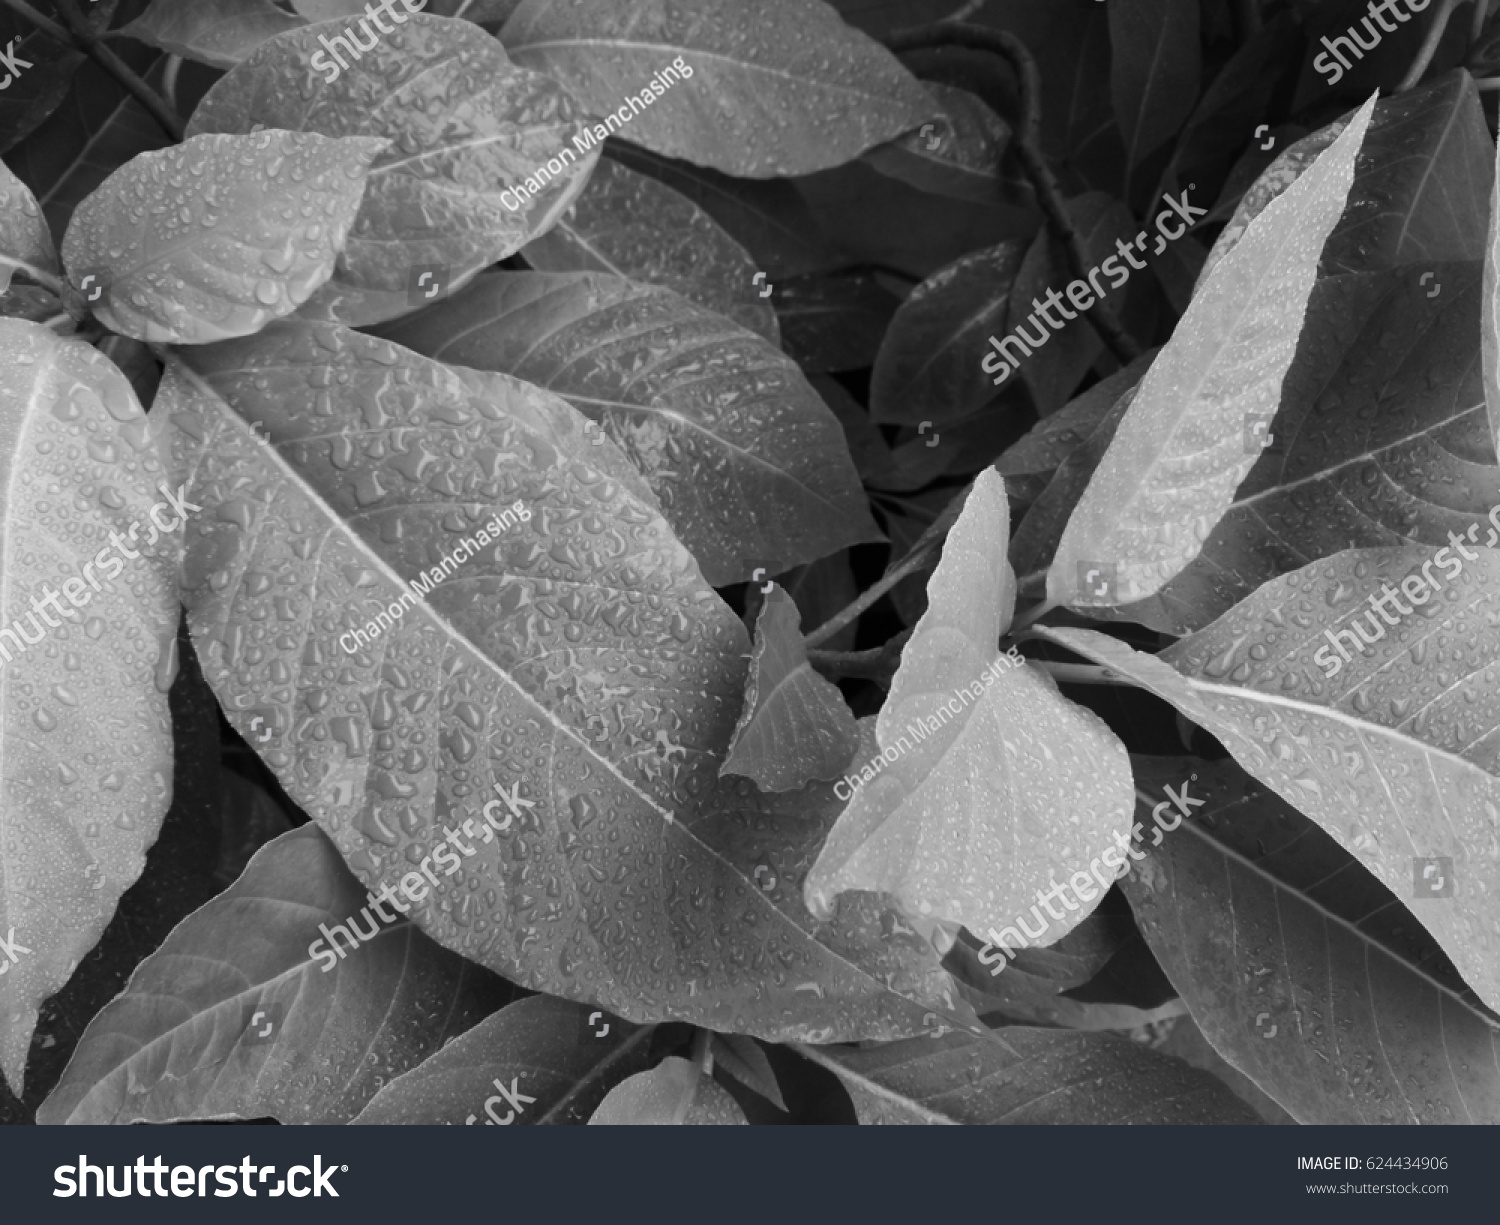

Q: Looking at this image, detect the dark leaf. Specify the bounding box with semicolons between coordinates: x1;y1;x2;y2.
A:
772;270;900;374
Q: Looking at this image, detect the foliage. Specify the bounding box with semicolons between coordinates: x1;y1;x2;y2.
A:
2;0;1498;1127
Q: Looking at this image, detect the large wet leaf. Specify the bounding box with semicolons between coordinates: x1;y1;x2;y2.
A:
1042;543;1500;1013
501;0;934;178
771;270;899;374
1201;74;1491;288
122;0;304;68
797;1028;1260;1123
521;157;778;344
1122;757;1500;1124
0;320;179;1097
1047;96;1376;610
59;130;385;344
351;995;654;1124
0;159;57;295
160;319;960;1042
37;825;517;1124
997;352;1155;510
185;14;599;326
377;270;883;586
721;586;860;793
1103;263;1499;633
805;470;1134;939
869;241;1025;431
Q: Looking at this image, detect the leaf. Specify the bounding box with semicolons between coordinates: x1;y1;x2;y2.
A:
1;624;221;1124
1040;542;1500;1013
996;351;1156;502
794;158;1038;282
1100;263;1499;633
805;469;1134;938
1156;1014;1296;1125
350;995;654;1124
59;131;386;344
588;1056;747;1124
1047;95;1377;610
36;825;517;1124
869;240;1026;429
0;320;179;1099
1122;757;1500;1124
1486;118;1500;460
1202;75;1492;288
711;1033;786;1110
376;271;883;586
162;319;961;1042
185;14;599;326
502;0;934;178
606;144;844;280
3;48;172;238
721;585;860;792
796;1028;1260;1123
864;82;1012;206
1108;0;1200;185
292;0;517;19
0;158;57;294
521;157;779;344
771;270;899;374
121;0;305;69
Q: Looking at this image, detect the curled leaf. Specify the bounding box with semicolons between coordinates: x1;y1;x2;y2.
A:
721;585;860;792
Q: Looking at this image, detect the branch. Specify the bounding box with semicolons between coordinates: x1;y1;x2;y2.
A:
52;0;185;141
1396;0;1462;92
807;628;912;684
803;537;941;649
1475;76;1500;89
883;22;1143;367
1029;661;1131;687
1474;0;1491;44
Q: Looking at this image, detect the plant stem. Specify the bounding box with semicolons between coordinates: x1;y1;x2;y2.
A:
1008;596;1058;636
803;539;941;649
1396;0;1462;91
52;0;185;141
0;0;69;43
690;1027;713;1076
1030;661;1129;686
808;627;912;682
5;260;65;297
883;22;1143;367
1473;0;1491;43
1475;76;1500;88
